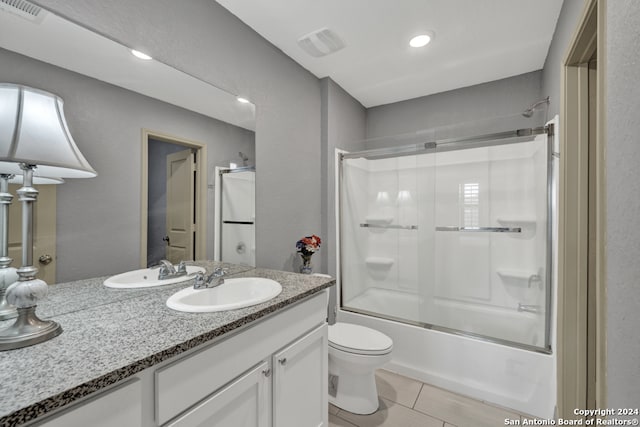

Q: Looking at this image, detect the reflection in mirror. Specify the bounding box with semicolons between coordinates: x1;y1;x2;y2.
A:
0;4;257;282
214;167;256;267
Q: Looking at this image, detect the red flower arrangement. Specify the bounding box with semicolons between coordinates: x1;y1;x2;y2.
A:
296;234;322;257
296;235;321;273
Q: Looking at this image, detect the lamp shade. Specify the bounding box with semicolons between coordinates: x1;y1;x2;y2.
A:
0;83;97;178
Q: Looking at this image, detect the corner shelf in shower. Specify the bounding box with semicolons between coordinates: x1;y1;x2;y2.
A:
365;257;394;268
496;217;537;238
364;216;393;225
496;217;537;225
496;270;538;281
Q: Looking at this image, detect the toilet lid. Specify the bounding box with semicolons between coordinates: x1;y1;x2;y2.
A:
329;323;393;355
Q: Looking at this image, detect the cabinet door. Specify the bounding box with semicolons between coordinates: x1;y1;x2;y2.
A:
273;324;328;427
166;361;270;427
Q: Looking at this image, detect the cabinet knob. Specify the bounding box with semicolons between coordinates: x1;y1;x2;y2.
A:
262;368;271;377
279;358;287;366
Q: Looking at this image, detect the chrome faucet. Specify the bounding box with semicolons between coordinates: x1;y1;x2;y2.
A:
517;303;540;314
157;260;188;280
194;267;226;289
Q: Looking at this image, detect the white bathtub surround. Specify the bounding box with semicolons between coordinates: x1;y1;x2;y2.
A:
336;122;558;418
340;137;550;348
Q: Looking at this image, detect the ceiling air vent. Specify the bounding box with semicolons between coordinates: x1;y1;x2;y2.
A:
297;27;345;58
0;0;45;23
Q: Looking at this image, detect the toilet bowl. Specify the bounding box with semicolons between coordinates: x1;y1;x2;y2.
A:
328;322;393;415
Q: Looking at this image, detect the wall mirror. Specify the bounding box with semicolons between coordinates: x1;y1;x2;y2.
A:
0;3;256;282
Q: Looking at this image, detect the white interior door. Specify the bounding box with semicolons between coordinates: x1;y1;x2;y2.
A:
166;149;195;263
8;184;56;284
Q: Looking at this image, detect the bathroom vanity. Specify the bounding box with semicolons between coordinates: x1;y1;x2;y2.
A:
0;262;334;427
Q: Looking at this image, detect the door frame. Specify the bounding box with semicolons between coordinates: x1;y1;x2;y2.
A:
558;0;606;416
140;129;207;267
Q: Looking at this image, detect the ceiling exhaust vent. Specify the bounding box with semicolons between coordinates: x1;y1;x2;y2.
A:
0;0;45;23
297;27;345;58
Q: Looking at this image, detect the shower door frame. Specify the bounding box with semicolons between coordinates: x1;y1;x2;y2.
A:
337;125;556;354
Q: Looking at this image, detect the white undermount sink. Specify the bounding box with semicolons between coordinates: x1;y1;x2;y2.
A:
104;266;205;289
166;277;282;313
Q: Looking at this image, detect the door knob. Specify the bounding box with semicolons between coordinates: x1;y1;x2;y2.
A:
162;236;170;244
38;254;53;265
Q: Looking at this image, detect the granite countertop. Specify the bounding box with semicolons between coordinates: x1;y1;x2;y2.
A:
0;261;334;426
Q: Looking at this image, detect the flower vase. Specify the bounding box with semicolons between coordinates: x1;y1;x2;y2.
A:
300;255;313;274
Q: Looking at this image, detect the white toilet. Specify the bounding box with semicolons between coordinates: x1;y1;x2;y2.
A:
328;322;393;415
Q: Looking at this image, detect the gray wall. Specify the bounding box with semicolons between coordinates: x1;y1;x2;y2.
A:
32;0;323;274
606;0;640;409
320;78;367;278
0;48;255;282
365;71;544;142
541;0;587;116
320;78;366;324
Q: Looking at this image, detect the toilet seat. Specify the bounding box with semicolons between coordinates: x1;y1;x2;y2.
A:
329;323;392;356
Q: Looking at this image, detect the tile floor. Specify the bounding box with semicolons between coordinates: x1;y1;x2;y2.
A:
329;369;532;427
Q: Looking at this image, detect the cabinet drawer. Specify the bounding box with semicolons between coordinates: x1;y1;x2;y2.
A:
34;379;141;427
155;291;327;425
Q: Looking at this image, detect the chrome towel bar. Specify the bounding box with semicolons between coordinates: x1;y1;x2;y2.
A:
360;223;418;230
436;226;522;233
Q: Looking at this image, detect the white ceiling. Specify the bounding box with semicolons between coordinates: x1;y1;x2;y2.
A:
216;0;564;107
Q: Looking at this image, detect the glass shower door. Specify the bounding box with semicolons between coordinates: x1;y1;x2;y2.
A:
339;130;552;351
428;136;550;348
339;145;435;325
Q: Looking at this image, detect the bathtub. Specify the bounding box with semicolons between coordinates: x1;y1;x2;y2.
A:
339;287;556;418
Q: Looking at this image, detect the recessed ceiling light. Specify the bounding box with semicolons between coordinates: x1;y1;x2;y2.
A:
237;97;250;104
409;33;433;48
131;49;152;60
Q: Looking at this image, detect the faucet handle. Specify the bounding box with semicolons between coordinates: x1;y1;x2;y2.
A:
157;260;176;279
213;267;227;276
193;271;206;289
176;261;187;274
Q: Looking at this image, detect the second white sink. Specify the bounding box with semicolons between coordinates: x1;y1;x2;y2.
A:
104;266;205;289
166;277;282;313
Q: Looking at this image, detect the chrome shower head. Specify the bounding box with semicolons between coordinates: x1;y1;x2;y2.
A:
522;96;550;117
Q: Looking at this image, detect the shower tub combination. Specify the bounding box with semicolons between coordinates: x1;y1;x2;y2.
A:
337;120;557;418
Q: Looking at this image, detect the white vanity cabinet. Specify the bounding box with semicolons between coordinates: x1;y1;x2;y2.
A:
156;291;328;426
27;290;329;427
167;324;328;427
